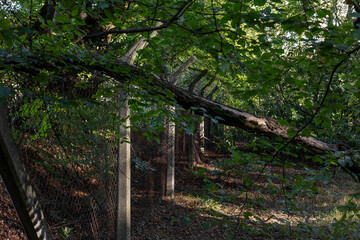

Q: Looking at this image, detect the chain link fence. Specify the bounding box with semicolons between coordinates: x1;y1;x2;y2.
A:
0;74;205;239
11;94;119;239
0;75;134;239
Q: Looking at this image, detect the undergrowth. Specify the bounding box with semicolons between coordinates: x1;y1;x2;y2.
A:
179;150;360;239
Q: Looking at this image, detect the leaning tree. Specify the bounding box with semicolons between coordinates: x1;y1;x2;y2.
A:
1;0;360;239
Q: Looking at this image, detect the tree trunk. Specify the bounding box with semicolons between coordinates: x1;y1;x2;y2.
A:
75;60;334;155
2;53;336;155
136;72;333;155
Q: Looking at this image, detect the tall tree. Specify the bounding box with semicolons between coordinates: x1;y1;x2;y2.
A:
1;0;360;237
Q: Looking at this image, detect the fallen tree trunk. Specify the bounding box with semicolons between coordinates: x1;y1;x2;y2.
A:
1;52;334;155
109;64;332;155
151;76;332;155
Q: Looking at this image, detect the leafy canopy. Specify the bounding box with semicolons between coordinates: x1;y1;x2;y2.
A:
0;0;359;145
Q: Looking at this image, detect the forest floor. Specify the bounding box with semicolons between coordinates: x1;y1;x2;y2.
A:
1;148;360;239
131;150;360;240
0;178;25;240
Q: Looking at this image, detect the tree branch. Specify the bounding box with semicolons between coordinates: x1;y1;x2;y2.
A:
4;47;357;155
84;0;193;39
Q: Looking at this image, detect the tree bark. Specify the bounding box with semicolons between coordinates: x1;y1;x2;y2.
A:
140;72;332;155
1;53;334;155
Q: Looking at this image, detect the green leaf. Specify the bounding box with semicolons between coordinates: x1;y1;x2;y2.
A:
353;28;360;39
301;128;311;138
287;129;297;137
196;167;206;175
203;184;217;191
322;119;331;129
71;17;86;26
278;119;292;127
261;52;272;59
305;31;312;39
71;6;79;17
201;223;211;230
350;12;360;18
243;177;253;186
244;211;253;219
254;0;266;6
104;9;113;18
74;30;83;36
46;20;54;28
314;118;322;125
66;33;74;40
304;99;312;109
232;151;240;162
355;80;360;88
350;192;360;199
317;9;330;18
55;15;70;23
35;73;49;86
63;24;74;31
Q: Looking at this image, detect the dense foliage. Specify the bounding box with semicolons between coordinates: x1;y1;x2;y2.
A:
1;0;360;238
0;0;359;145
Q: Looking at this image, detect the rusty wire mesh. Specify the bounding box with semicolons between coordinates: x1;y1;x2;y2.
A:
0;75;208;239
4;85;122;239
